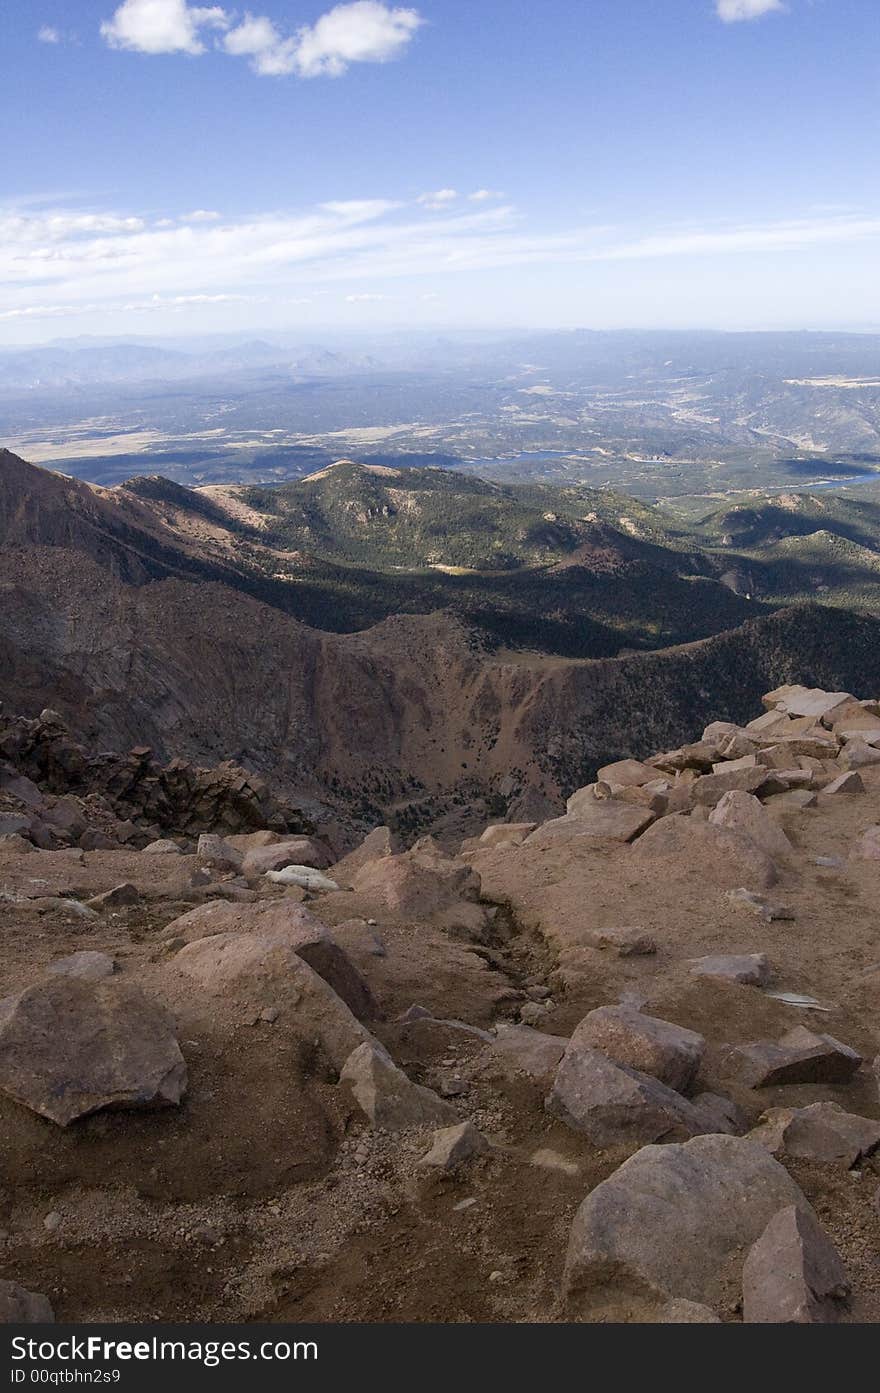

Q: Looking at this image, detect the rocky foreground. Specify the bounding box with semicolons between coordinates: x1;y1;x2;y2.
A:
1;683;880;1323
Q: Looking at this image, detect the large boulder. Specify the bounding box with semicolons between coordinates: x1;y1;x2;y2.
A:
709;791;792;859
632;817;777;890
340;1041;457;1130
351;839;481;917
196;834;243;874
476;1025;568;1087
749;1101;880;1166
241;837;333;877
545;1045;705;1148
170;933;371;1068
163;900;376;1019
594;759;659;788
567;1005;705;1093
564;1134;809;1313
741;1205;850;1323
0;978;186;1126
330;826;397;888
526;803;653;848
0;1280;54;1322
729;1027;862;1088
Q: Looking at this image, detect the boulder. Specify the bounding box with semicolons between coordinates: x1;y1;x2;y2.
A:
0;1280;54;1323
418;1120;490;1170
729;1027;862;1088
563;1134;809;1312
340;1041;457;1130
526;804;653;848
691;766;773;807
477;1025;568;1086
709;791;792;859
545;1045;705;1147
749;1101;880;1166
141;839;183;855
196;834;243;874
265;866;340;892
47;951;116;982
594;759;659;788
839;739;880;770
742;1205;849;1323
170;933;371;1068
85;883;140;911
822;771;865;796
690;1091;747;1135
690;953;771;987
0;977;186;1126
632;817;777;890
568;1005;705;1093
162;899;375;1018
649;742;717;774
351;841;480;916
477;822;537;849
762;686;853;721
587;926;657;957
330;826;397;887
242;837;332;877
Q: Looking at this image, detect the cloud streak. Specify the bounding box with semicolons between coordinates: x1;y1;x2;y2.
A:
2;200;879;326
716;0;784;22
99;1;424;77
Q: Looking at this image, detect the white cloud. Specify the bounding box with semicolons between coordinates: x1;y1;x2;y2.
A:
100;0;229;56
345;292;388;302
294;2;423;78
100;2;423;77
3;200;879;328
222;13;298;75
417;188;458;210
37;25;61;44
716;0;784;23
469;189;504;202
181;208;221;222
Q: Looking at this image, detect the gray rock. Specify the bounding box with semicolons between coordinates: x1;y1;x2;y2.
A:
340;1041;458;1131
822;772;865;796
47;951;116;982
749;1101;880;1166
418;1120;490;1170
690;953;771;986
0;977;186;1126
730;1027;862;1088
690;1091;747;1135
564;1133;810;1313
141;839;182;855
742;1205;849;1323
478;1024;567;1085
85;883;140;911
568;1005;705;1093
0;1279;54;1323
546;1045;705;1148
196;834;243;873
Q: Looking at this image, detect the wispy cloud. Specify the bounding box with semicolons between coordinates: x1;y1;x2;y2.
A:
417;188;458;210
37;25;62;44
716;0;785;23
2;200;879;326
99;1;424;77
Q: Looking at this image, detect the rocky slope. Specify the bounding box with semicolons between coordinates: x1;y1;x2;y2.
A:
6;450;880;841
1;682;879;1324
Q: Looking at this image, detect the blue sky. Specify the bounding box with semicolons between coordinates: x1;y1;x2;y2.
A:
1;0;879;341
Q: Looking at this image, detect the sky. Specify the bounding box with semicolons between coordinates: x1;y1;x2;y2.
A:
1;0;879;342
